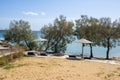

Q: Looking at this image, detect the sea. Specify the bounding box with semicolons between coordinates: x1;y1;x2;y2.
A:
0;32;120;58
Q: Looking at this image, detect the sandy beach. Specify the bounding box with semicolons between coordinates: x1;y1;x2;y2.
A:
0;56;120;80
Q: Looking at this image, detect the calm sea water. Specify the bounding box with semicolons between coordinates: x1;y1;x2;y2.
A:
0;32;120;58
0;32;4;38
66;42;120;58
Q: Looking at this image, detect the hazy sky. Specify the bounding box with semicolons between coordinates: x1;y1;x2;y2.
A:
0;0;120;30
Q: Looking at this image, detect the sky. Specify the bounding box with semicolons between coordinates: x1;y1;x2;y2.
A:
0;0;120;30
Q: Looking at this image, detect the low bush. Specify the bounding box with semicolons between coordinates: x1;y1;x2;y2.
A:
0;55;10;67
0;51;24;67
3;63;14;70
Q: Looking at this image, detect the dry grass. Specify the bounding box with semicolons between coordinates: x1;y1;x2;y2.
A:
0;57;120;80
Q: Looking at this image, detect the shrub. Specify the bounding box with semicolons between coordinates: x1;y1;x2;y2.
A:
0;55;10;66
3;63;14;70
12;44;26;52
0;51;24;67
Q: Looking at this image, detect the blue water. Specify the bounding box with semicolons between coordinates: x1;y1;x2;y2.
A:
0;32;4;38
66;42;120;58
1;32;120;58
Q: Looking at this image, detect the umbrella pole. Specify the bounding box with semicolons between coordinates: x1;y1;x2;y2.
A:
82;43;84;58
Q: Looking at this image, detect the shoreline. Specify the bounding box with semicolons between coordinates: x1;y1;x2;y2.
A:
35;54;120;65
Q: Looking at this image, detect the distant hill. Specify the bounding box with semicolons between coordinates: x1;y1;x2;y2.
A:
0;30;39;33
0;30;6;32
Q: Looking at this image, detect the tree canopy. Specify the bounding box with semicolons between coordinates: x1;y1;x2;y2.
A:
75;15;120;59
3;15;120;59
75;15;100;58
97;18;120;59
41;15;74;53
5;20;38;50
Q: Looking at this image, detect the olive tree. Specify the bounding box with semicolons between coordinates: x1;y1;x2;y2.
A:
41;15;74;53
98;18;120;59
75;15;100;58
5;20;38;50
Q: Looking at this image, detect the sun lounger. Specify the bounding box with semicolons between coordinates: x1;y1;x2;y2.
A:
40;52;47;56
26;51;39;56
66;55;81;60
69;55;76;58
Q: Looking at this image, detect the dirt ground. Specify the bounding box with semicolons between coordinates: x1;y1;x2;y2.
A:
0;56;120;80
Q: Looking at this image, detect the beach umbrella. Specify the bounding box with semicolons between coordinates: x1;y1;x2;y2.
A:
0;38;5;41
74;38;93;58
33;38;47;42
0;41;3;44
0;40;3;43
32;38;47;51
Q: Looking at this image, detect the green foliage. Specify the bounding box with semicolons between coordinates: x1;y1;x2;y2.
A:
3;64;14;70
41;15;74;53
3;63;28;70
5;20;30;44
75;15;100;58
75;15;120;59
0;51;24;67
0;56;9;67
75;15;100;45
4;20;38;50
97;18;120;59
24;32;38;50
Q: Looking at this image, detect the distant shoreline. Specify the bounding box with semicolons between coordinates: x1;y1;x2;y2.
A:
0;30;6;32
0;30;40;33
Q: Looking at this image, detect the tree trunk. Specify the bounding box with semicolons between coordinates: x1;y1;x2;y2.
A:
45;45;49;51
89;44;93;58
81;44;84;58
45;40;50;51
54;43;58;53
106;38;110;60
24;40;32;50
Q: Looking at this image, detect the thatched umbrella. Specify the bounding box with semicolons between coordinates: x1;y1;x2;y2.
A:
33;38;47;42
0;38;5;41
0;40;3;43
74;38;93;58
32;38;47;51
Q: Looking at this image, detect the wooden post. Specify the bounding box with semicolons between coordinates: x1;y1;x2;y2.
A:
81;43;84;59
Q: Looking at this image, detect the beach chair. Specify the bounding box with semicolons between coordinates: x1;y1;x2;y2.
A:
40;52;47;56
69;55;76;58
26;51;38;56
